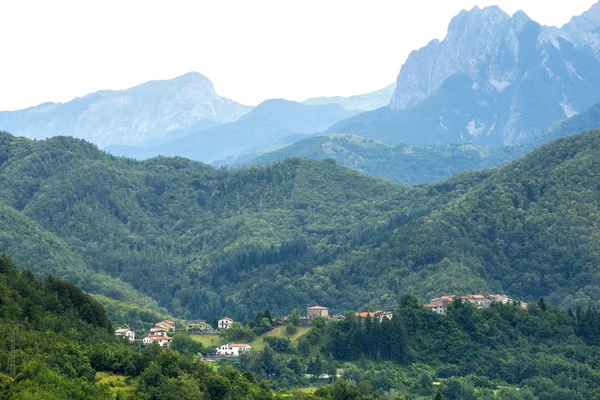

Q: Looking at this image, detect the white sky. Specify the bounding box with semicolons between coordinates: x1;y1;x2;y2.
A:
0;0;597;110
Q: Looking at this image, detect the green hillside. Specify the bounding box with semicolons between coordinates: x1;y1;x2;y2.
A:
331;130;600;309
251;134;520;185
250;102;600;186
0;255;277;399
3;129;600;319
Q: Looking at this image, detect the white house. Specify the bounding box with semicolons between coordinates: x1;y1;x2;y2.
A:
149;327;169;336
143;335;173;347
218;317;234;330
115;328;135;342
216;343;251;356
424;303;448;315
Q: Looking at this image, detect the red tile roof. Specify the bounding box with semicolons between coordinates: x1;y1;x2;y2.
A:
307;305;328;310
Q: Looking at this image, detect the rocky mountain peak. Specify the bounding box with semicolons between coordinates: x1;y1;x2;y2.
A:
562;1;600;54
446;6;510;42
0;72;251;148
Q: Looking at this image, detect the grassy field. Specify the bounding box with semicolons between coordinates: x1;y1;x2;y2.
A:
96;371;138;398
248;325;313;351
190;333;225;349
191;325;313;353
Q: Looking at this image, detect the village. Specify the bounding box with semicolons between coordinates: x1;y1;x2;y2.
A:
114;293;527;357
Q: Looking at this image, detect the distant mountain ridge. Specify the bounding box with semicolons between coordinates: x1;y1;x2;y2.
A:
0;72;251;148
303;84;395;111
107;99;358;163
331;2;600;147
252;101;600;185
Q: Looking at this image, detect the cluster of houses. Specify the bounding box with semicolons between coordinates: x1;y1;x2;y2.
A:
304;305;393;323
115;320;175;348
115;317;237;351
424;294;528;315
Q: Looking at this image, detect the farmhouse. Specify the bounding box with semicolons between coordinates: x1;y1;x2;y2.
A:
149;327;169;336
187;320;208;332
424;303;448;315
461;295;491;309
306;305;329;319
114;328;135;342
155;320;176;331
216;343;251;356
143;335;172;347
218;317;234;330
355;310;393;322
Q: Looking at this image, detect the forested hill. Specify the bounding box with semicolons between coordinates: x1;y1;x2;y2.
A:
0;255;276;399
2;129;600;318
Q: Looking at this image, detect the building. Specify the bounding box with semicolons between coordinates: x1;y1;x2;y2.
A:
218;317;234;330
149;327;169;336
306;305;329;319
461;295;491;309
114;328;135;342
488;294;511;304
330;314;346;321
155;320;176;331
424;303;448;315
143;335;173;348
355;310;393;322
216;343;251;357
430;296;455;305
187;320;208;332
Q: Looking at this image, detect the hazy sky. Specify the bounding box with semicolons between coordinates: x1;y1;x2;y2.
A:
0;0;597;110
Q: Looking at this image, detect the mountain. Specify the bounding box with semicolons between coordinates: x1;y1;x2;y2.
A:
249;133;520;185
330;4;600;146
563;1;600;56
539;100;600;143
107;99;359;163
4;128;600;319
0;72;251;148
0;130;467;319
302;83;396;111
249;101;600;185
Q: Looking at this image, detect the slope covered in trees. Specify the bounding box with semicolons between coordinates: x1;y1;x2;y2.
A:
249;101;600;186
250;134;521;185
0;255;283;399
3;129;600;318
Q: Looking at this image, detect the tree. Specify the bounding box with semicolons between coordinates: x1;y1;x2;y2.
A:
289;309;301;326
285;323;298;336
332;380;361;400
538;297;547;312
434;391;446;400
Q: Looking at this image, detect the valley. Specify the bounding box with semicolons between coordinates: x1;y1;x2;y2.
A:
3;1;600;398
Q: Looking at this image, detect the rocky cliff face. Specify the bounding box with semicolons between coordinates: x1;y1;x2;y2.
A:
563;1;600;56
385;3;600;146
0;72;251;148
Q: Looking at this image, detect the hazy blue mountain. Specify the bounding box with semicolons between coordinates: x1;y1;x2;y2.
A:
537;101;600;143
563;1;600;56
250;101;600;185
0;72;251;148
302;84;395;111
108;99;358;163
330;4;600;147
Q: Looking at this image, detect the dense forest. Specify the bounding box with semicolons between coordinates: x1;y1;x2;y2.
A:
3;129;600;320
250;134;521;185
0;255;279;399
